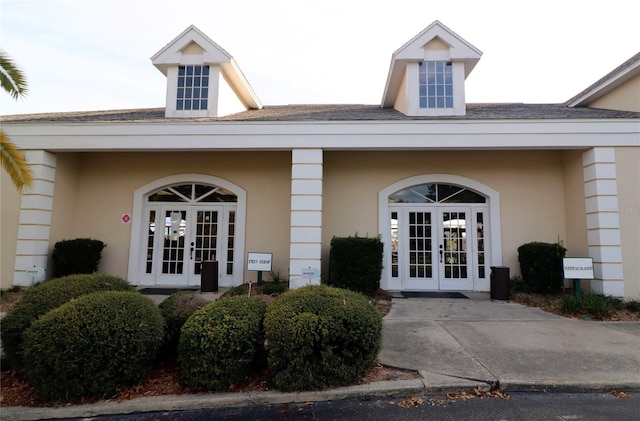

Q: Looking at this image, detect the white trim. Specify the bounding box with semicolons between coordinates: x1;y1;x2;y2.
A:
378;174;501;291
127;174;246;286
4;120;639;152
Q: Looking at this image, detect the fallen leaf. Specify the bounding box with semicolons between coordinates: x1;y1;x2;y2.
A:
612;390;632;399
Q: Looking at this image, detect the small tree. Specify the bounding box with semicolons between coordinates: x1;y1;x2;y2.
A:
0;51;33;190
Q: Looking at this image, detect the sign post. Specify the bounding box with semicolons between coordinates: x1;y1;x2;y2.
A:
563;258;594;296
247;252;272;286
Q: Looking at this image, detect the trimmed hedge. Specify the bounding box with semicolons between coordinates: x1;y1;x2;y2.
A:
517;242;567;294
328;235;383;295
22;291;163;401
264;285;382;392
0;274;134;370
51;238;106;277
178;296;268;391
159;291;208;355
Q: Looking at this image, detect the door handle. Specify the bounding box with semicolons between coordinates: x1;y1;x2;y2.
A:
190;242;194;259
439;245;443;263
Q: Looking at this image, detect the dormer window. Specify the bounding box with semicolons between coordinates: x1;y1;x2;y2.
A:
151;25;262;118
177;65;210;111
419;61;453;109
381;21;482;117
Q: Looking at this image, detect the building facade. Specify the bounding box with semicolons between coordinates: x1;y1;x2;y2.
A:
2;22;639;297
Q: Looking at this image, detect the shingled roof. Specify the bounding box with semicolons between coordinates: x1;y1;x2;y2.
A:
2;103;638;123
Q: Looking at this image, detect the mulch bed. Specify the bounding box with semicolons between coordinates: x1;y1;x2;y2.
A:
1;287;409;408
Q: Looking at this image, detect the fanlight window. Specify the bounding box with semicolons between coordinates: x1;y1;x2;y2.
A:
148;183;237;203
389;183;485;204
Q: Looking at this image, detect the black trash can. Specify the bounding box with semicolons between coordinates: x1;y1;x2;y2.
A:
490;266;510;301
201;261;219;292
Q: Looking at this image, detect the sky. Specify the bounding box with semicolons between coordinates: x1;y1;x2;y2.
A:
1;0;639;115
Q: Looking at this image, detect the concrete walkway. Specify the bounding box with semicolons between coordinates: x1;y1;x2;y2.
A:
380;293;640;391
3;292;640;420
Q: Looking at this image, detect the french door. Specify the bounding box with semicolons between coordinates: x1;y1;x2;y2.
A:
393;206;485;290
145;205;234;286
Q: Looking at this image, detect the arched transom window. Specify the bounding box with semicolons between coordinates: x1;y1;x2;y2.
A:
389;183;486;204
148;183;237;203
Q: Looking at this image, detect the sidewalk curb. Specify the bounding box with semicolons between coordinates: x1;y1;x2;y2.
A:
3;376;639;420
498;380;640;393
0;377;489;421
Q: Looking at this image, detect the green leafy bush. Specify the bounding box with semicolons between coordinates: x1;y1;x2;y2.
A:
257;282;287;295
22;291;163;401
560;293;623;319
159;291;208;355
0;274;134;370
624;299;640;312
178;296;267;391
328;235;383;295
264;285;382;392
509;275;527;294
517;242;566;294
51;238;106;277
225;285;247;297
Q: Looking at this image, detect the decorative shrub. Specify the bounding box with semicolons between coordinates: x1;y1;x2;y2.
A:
51;238;106;277
22;291;163;401
225;285;247;297
159;291;208;354
328;235;383;295
256;282;287;295
0;274;134;370
560;293;623;319
517;242;567;294
264;285;382;392
178;296;267;391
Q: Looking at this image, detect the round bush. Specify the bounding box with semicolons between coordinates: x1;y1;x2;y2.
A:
159;291;208;354
0;274;134;370
22;291;163;401
178;296;267;391
264;285;382;392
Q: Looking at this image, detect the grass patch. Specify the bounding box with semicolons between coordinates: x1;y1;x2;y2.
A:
560;293;623;320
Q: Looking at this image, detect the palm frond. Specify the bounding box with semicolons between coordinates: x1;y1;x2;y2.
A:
1;131;34;190
0;51;28;100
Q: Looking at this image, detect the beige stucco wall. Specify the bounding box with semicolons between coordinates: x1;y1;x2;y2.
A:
616;147;640;299
322;150;569;279
589;74;640;112
561;150;590;291
47;151;291;284
1;174;22;289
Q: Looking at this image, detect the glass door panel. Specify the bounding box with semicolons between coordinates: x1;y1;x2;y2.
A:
156;208;188;285
403;209;438;290
439;208;473;290
189;209;220;285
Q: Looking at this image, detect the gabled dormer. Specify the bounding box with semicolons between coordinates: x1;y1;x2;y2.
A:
151;25;262;118
381;21;482;117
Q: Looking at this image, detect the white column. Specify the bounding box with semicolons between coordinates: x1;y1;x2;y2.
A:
13;151;57;286
583;147;624;296
289;149;323;289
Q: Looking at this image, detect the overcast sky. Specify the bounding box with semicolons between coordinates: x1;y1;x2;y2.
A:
1;0;639;115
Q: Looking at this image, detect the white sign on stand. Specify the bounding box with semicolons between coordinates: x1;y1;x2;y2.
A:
301;267;320;279
247;252;273;272
563;258;594;279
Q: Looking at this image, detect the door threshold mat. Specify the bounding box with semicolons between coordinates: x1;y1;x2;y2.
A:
390;291;469;299
138;287;200;295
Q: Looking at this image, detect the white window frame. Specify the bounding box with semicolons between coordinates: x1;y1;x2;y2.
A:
379;174;501;291
406;61;467;116
128;174;246;286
